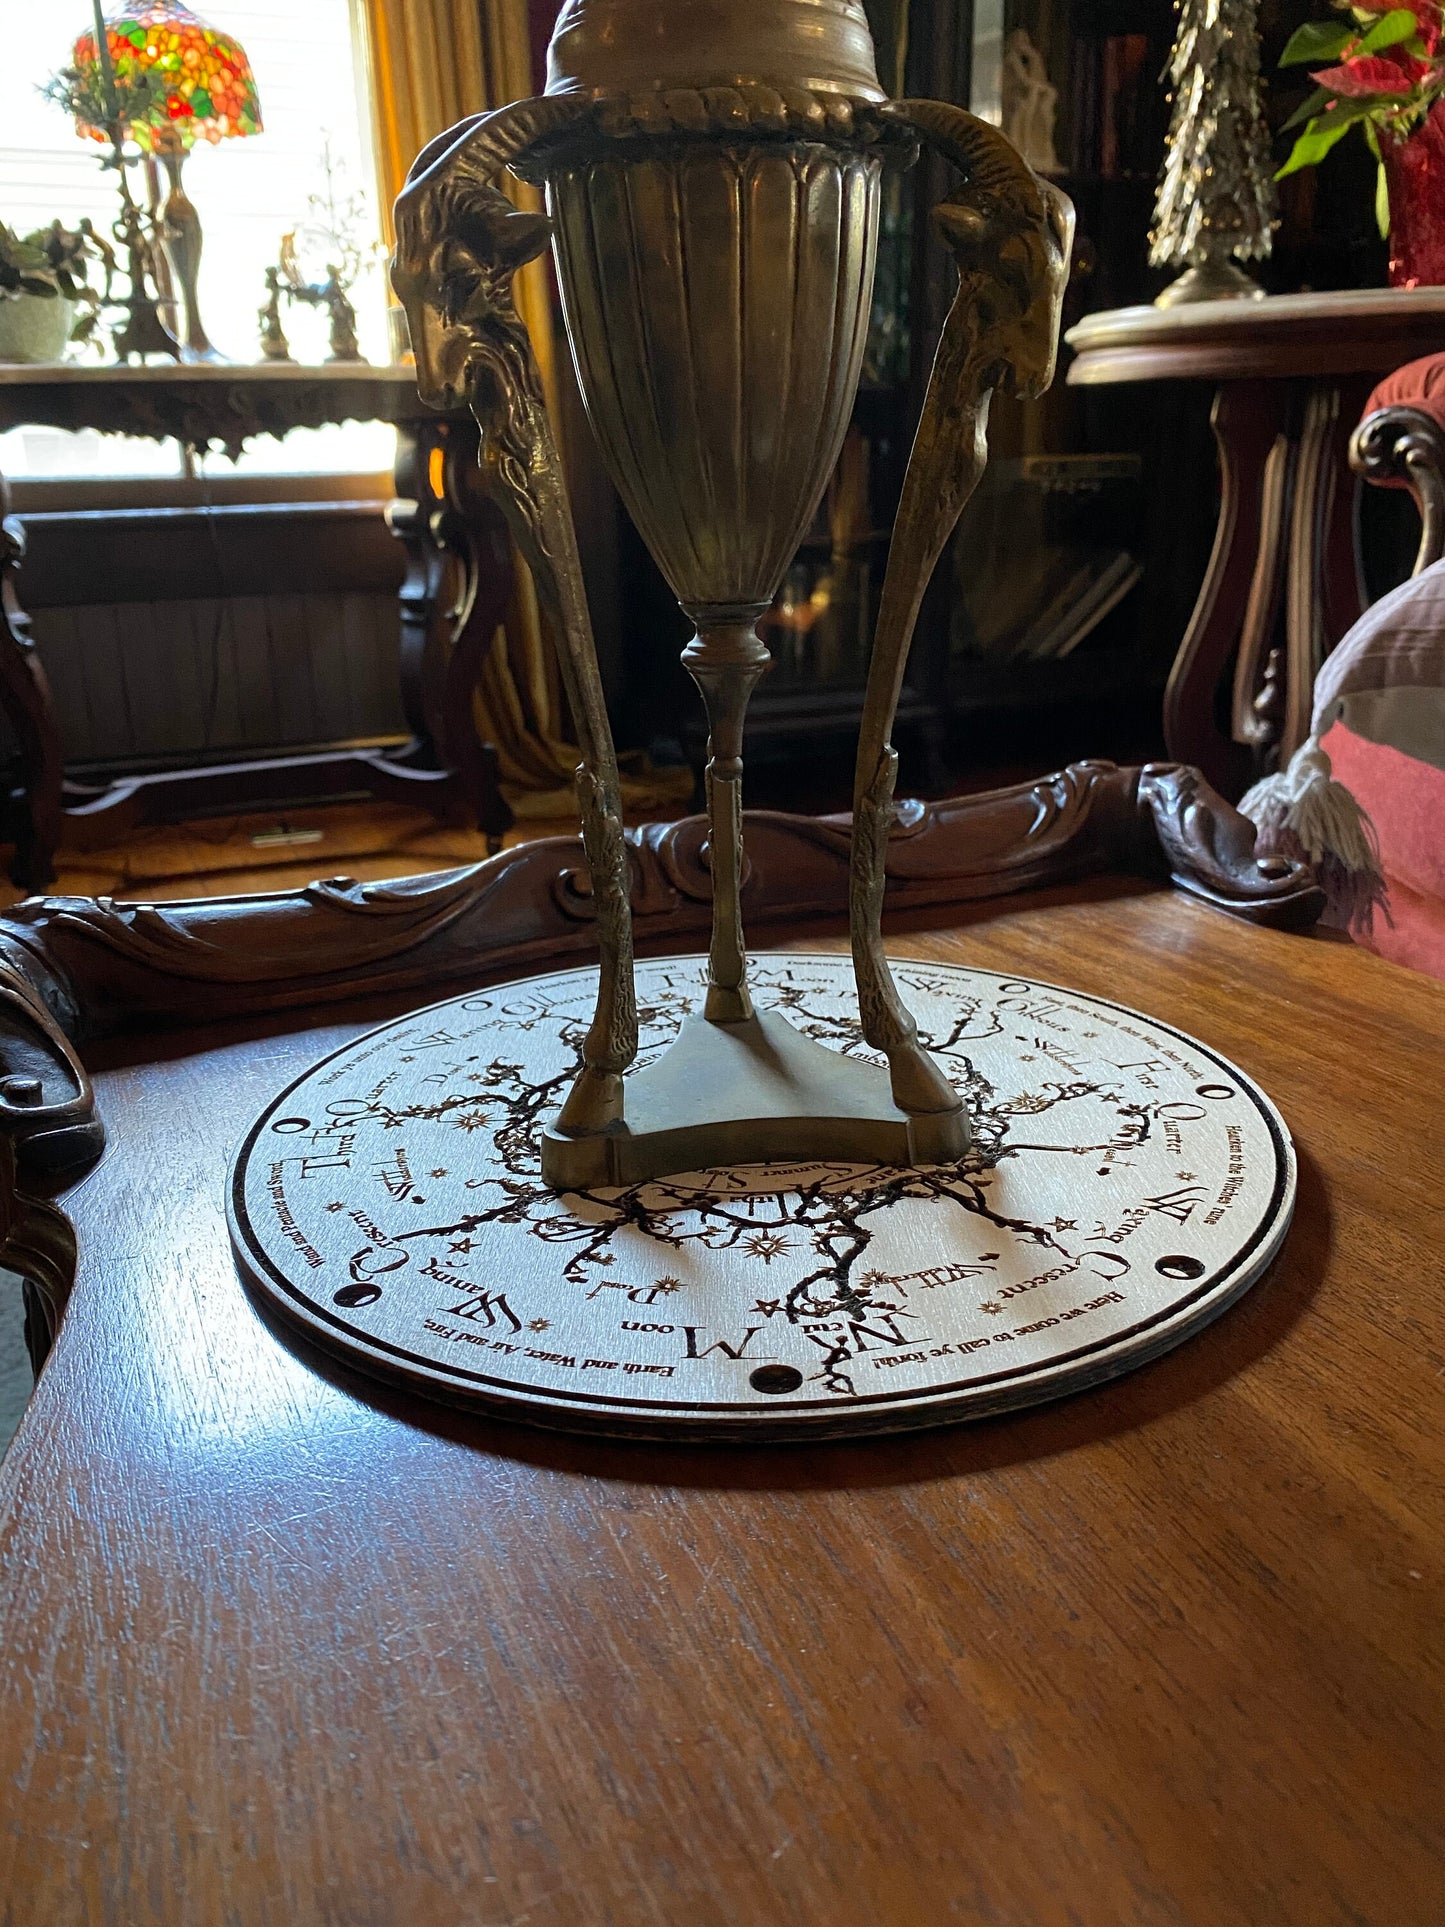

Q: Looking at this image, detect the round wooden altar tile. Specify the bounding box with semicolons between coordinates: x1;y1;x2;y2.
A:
228;955;1295;1441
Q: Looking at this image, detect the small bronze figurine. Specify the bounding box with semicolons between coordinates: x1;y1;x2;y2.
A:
260;234;367;364
258;266;292;362
318;267;361;363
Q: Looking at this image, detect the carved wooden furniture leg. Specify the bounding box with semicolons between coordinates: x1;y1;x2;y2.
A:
1165;377;1369;798
1164;382;1292;800
390;420;514;852
435;422;515;854
0;478;65;893
391;423;450;767
1228;428;1294;761
1351;401;1445;577
850;101;1074;1157
1281;378;1368;765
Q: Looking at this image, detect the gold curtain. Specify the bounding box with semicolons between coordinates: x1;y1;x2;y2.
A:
359;0;688;817
359;0;572;808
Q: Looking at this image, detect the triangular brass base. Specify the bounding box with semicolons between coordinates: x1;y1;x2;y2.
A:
540;1009;969;1189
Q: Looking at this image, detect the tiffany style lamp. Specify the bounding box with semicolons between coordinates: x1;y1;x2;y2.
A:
70;1;263;359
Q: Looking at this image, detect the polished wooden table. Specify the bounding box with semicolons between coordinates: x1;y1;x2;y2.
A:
0;852;1440;1923
1067;289;1445;798
0;365;514;888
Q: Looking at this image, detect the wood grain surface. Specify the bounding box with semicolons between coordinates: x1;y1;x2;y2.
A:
2;882;1442;1926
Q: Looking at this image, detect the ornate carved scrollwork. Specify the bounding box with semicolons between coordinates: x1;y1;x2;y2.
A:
1350;403;1445;579
0;764;1320;1051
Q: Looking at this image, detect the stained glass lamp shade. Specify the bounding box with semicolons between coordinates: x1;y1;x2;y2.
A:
68;2;262;360
71;2;262;153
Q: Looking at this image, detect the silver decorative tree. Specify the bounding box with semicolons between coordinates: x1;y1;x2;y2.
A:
1149;0;1278;307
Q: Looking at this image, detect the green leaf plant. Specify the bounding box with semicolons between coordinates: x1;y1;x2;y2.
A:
1276;2;1445;237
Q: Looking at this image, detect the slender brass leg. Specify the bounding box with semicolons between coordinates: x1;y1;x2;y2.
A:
390;94;637;1159
849;101;1075;1156
848;354;985;1139
510;398;638;1133
682;613;770;1026
850;167;988;1135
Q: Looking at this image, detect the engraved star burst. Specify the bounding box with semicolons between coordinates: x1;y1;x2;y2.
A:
528;1318;550;1332
452;1109;491;1133
449;1238;477;1255
652;1276;682;1295
859;1269;895;1291
325;1201;346;1214
752;1298;781;1319
980;1301;1003;1316
743;1229;795;1266
430;1169;449;1180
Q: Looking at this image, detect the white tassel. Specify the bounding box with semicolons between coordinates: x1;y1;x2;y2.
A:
1240;739;1390;935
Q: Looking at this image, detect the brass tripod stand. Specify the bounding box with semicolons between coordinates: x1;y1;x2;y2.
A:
392;0;1074;1189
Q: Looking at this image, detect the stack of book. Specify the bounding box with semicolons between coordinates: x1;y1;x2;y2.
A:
950;453;1144;664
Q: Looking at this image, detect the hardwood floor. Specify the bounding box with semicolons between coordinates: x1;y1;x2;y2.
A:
0;800;606;909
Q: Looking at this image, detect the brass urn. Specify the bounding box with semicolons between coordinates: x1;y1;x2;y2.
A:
392;0;1074;1188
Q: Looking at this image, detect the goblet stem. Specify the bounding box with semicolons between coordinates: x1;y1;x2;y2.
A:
682;612;770;1026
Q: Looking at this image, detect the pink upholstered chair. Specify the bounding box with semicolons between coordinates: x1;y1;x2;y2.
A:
1246;362;1445;979
1278;364;1445;979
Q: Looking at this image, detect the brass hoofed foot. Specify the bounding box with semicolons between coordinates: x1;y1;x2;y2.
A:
887;1043;966;1125
555;1064;626;1136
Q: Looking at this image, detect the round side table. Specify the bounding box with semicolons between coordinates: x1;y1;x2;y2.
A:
1067;289;1445;798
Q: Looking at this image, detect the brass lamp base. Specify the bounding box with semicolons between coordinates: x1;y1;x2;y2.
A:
540;1008;969;1189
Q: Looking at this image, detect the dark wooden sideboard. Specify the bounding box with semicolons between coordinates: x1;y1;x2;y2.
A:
0;365;516;888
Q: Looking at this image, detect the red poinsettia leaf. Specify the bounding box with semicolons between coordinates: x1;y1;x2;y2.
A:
1313;50;1429;94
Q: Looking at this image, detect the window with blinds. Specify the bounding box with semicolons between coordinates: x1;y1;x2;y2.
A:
0;0;395;480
